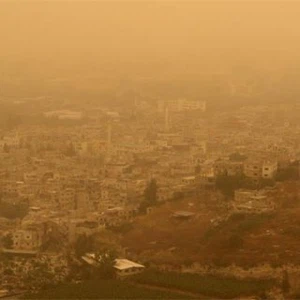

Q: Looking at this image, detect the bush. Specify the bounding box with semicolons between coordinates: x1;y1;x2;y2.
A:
216;173;254;197
276;166;299;181
282;226;300;237
2;233;13;249
109;222;133;234
225;234;244;249
132;270;275;299
22;279;191;299
235;214;273;233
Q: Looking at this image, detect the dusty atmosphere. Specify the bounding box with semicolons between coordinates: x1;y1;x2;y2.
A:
1;1;300;299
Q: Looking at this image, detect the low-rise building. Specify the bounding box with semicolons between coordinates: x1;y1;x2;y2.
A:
12;229;42;250
244;159;277;180
233;189;276;214
81;253;145;277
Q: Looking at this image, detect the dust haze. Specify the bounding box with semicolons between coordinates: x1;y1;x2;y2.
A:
1;1;300;299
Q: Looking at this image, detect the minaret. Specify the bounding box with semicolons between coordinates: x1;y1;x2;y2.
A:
105;121;112;163
165;105;170;132
107;122;112;148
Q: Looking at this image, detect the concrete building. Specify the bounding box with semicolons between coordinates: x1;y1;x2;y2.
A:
114;259;145;277
12;229;42;250
214;160;244;176
233;189;276;214
244;159;278;180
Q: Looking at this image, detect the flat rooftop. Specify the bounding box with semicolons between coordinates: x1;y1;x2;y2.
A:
114;259;145;270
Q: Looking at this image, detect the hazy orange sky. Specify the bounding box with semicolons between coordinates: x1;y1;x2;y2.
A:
1;1;300;70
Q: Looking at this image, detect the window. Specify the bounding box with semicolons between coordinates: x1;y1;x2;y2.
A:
265;168;269;171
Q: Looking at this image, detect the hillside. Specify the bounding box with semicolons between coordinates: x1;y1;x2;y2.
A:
22;279;193;299
121;181;300;267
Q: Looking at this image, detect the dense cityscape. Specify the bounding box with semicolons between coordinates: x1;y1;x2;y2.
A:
0;82;300;298
2;1;300;299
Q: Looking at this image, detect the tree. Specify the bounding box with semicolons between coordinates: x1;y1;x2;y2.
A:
144;179;157;204
24;261;55;289
282;270;290;294
276;166;299;181
258;178;275;189
216;172;258;197
94;248;117;279
216;173;243;197
195;164;201;174
74;234;94;258
226;234;244;249
3;143;10;153
3;268;14;276
41;222;67;252
140;179;157;213
2;233;13;249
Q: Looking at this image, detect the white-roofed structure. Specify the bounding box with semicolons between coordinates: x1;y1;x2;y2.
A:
114;259;145;277
81;254;145;277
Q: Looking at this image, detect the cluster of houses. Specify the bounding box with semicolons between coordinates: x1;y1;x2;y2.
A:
0;99;300;292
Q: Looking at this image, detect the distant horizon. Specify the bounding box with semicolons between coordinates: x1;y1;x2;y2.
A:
1;1;300;69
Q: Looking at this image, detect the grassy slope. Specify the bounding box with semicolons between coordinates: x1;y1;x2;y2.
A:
121;181;300;267
131;269;275;299
22;272;275;300
22;279;193;299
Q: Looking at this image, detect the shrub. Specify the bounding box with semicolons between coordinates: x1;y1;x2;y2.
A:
22;279;192;299
131;270;275;299
226;233;244;249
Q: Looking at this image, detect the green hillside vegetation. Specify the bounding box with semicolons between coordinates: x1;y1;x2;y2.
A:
119;181;300;267
22;279;193;299
131;269;276;299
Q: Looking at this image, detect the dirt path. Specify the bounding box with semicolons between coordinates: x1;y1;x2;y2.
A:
133;282;211;299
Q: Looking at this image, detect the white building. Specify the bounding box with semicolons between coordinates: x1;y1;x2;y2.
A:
244;159;278;180
262;161;278;179
81;254;145;277
114;259;145;277
12;229;42;250
158;99;206;113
